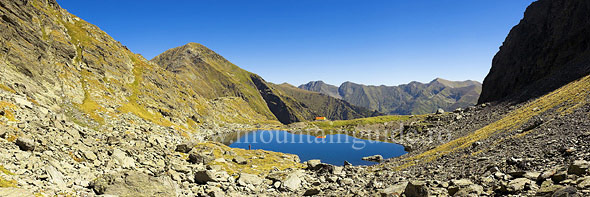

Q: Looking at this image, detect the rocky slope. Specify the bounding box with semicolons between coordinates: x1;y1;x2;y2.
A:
299;78;482;115
479;0;590;104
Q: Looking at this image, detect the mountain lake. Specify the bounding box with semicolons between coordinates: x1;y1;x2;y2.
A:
222;130;407;166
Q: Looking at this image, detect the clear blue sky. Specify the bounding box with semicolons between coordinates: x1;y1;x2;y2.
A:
57;0;536;86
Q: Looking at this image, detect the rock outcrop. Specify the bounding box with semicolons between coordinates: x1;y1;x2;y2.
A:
479;0;590;104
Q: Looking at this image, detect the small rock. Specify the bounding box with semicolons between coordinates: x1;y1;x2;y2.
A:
436;108;445;114
508;171;526;178
578;177;590;189
14;97;32;108
343;160;352;166
303;188;320;196
83;150;97;161
508;178;530;192
454;184;484;196
450;179;473;187
188;152;214;164
232;156;247;165
524;171;541;180
538;169;557;181
15;137;35;151
307;159;322;170
175;143;193;153
206;186;225;197
362;155;384;162
194;170;218;184
237;173;263;186
552;171;568;183
340;178;354;185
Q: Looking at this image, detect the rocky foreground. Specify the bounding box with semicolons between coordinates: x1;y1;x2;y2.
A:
2;80;590;196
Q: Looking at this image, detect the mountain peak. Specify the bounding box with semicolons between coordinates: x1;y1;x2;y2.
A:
184;42;209;50
431;77;449;83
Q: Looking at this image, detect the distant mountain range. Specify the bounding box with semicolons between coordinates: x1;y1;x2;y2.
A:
299;78;482;115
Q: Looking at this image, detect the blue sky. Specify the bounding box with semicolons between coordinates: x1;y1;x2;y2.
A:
57;0;536;86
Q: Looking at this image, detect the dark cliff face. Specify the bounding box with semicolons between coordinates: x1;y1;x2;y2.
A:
479;0;590;104
249;75;300;124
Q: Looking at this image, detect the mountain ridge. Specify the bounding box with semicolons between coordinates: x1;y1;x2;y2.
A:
299;78;482;115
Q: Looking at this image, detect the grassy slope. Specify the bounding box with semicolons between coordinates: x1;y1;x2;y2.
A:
151;43;277;121
307;115;418;131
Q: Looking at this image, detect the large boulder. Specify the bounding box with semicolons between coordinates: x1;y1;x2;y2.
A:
194;170;229;184
232;156;248;165
237;173;263;186
111;149;135;169
188;152;214;164
454;184;484;196
90;171;176;196
282;173;303;191
404;180;429;197
380;182;407;196
568;160;589;176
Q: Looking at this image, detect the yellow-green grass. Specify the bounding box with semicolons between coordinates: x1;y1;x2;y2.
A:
0;165;16;187
0;101;17;122
393;75;590;170
76;70;106;125
309;115;420;131
117;54;173;127
0;84;15;94
194;142;304;177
